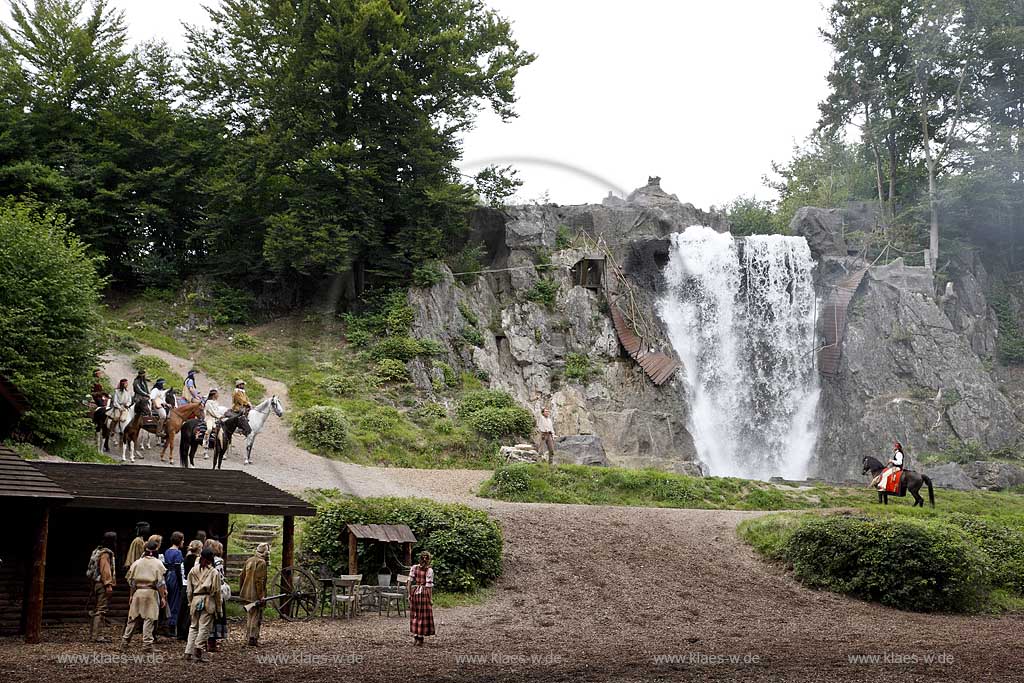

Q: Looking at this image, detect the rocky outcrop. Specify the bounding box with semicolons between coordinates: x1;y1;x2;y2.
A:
815;257;1020;479
922;460;1024;491
790;207;850;258
554;435;609;466
921;462;977;490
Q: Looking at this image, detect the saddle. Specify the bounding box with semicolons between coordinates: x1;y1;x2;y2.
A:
880;467;906;495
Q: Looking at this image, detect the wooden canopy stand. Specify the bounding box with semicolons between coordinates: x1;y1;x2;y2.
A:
345;524;417;575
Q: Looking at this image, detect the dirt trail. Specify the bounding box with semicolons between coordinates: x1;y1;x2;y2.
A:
9;348;1022;681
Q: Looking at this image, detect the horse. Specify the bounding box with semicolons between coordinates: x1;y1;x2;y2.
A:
243;395;284;465
211;412;252;470
178;417;206;468
120;401;151;463
862;456;935;507
105;401;135;447
160;402;205;463
92;400;111;453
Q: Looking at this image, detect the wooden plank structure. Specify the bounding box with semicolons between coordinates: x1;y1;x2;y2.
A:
0;460;314;641
345;524;418;575
817;268;869;377
0;446;72;643
609;303;680;385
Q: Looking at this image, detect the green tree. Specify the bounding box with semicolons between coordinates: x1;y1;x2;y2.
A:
185;0;535;289
0;203;105;445
721;195;779;236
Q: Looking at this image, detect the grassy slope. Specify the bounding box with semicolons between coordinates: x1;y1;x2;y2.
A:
106;297;497;469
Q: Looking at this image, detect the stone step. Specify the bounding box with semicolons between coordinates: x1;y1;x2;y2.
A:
246;524;281;531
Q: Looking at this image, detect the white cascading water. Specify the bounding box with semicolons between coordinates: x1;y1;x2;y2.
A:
657;226;820;479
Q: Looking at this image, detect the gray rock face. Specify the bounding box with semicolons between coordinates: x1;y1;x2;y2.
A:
500;445;539;464
921;462;977;490
553;435;609;466
961;461;1024;491
790;207;849;258
815;263;1020;480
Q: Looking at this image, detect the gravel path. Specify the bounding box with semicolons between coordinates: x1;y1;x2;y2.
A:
8;348;1021;681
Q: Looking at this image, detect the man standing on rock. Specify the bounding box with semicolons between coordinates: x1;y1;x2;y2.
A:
239;542;270;646
536;406;556;464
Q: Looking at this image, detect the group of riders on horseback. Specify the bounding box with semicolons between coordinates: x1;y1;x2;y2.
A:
89;367;263;469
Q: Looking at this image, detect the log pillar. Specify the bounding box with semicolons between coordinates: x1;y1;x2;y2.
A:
280;515;294;616
25;506;49;644
348;530;358;575
404;542;412;567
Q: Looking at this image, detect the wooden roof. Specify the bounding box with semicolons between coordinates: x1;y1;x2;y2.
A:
347;523;417;543
0;445;73;502
33;462;315;517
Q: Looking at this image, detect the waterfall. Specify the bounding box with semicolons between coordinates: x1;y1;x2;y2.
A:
657;225;819;480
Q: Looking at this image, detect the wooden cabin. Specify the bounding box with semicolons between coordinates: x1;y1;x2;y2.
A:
0;457;315;641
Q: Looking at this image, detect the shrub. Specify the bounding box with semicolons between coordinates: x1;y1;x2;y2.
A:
359;407;402;433
446;243;486;285
945;514;1024;594
411;263;443;288
0;204;104;445
417;339;445;356
554;224;573;250
525;279;558;308
209;284;256;325
456;390;515;418
232;333;259;349
783;515;991;612
436;362;458;387
300;495;503;592
465;405;534;439
460;326;484;348
292;406;350;454
320;373;379;397
415;402;448;421
457;301;479;327
372;336;425;361
564;352;594;382
375;359;410;384
489;464;531;497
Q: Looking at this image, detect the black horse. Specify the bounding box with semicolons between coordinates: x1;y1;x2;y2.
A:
178;417;206;468
210;411;251;470
91;403;110;452
862;456;935;507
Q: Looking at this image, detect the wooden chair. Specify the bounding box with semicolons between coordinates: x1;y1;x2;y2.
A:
379;574;409;617
330;575;362;619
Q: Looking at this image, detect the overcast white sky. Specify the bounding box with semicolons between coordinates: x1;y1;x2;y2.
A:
8;0;834;209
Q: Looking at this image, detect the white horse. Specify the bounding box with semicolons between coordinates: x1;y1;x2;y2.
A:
105;400;136;450
243;395;284;465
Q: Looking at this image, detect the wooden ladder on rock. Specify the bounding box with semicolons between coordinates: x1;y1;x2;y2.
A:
816;268;868;377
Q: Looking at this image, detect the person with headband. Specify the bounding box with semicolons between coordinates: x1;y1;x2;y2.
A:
121;540;167;653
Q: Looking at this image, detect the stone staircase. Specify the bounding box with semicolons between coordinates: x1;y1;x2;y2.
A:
227;522;280;580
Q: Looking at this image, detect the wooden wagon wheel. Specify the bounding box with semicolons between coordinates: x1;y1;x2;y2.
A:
268;565;320;621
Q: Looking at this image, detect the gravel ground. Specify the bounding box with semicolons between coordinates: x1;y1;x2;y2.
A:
9;348;1021;682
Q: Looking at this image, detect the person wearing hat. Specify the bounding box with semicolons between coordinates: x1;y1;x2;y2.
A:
185;548;223;662
121;540;168;653
203;389;226;460
149;378;168;423
239;543;270;647
132;368;150;403
124;521;150;570
185;369;202;404
232;380;252;414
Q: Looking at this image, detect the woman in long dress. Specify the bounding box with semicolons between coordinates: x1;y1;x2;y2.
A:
163;532;184;635
408;551;436;646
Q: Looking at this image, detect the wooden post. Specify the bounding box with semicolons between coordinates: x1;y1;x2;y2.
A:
404;542;412;567
348;530;358;575
25;506;49;644
280;516;294;616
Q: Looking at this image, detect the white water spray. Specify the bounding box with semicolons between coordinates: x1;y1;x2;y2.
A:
657;226;820;479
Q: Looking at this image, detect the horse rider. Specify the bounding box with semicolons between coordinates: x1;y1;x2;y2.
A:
133;369;150;410
877;441;905;491
109;378;133;425
203;389;226;461
91;369;108;407
232;380;252;414
150;379;169;434
185;369;202;404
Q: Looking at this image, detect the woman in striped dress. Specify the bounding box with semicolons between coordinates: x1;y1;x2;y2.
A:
408;551;435;645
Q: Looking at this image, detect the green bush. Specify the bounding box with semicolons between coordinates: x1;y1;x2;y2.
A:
292;406;351;454
457;301;479;327
345;328;372;348
465;405;534;439
525;279;558;308
0;204;104;445
436;362;458;387
460;326;485;348
300;495;503;593
411;263;444;288
783;515;991;612
320;373;379;397
209;284;256;325
232;333;259;349
564;352;594;382
554;224;573;250
446;243;486;285
372;336;425;361
456;389;515;418
414;402;448;422
945;513;1024;594
489;464;531;497
375;358;410;384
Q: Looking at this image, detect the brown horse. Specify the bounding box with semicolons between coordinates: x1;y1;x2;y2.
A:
160;402;204;463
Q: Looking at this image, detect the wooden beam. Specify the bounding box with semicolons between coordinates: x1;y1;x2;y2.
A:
281;516;295;618
348;530;358;575
404;542;412;567
25;506;49;643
